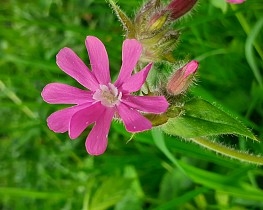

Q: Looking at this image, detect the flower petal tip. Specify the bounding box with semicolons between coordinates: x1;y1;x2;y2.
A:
47;115;67;133
125;38;142;47
68;130;78;140
41;85;48;103
86;142;107;156
162;97;170;112
56;47;69;62
85;35;99;43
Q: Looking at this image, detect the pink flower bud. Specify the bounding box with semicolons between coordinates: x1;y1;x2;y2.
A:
167;60;199;95
165;0;197;20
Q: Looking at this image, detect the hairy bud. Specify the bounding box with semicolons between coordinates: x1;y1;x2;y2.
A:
167;60;198;95
166;0;197;20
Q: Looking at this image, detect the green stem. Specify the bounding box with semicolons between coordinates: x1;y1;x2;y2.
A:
190;137;263;165
82;190;90;210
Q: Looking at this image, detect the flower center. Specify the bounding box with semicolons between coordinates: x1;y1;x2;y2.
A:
93;83;122;107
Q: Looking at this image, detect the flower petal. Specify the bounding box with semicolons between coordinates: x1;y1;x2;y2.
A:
115;39;142;87
56;47;99;91
85;36;111;85
85;108;115;156
117;103;152;132
120;63;152;93
47;103;91;133
122;95;169;114
69;102;105;139
41;83;93;104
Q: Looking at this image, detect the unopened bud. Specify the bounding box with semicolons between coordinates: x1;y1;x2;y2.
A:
165;0;197;20
149;12;169;32
167;60;198;95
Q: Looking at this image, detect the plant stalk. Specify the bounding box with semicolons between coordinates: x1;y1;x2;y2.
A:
190;137;263;165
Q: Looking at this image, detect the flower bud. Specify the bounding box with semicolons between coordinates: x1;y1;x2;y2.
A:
165;0;197;20
148;13;169;32
151;0;197;22
167;60;198;95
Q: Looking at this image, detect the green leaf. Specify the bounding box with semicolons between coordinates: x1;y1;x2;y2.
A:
107;0;135;37
162;98;257;140
178;161;263;201
154;187;208;210
112;122;253;168
89;176;131;210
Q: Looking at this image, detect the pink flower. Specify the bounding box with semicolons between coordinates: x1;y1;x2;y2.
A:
41;36;169;155
226;0;245;4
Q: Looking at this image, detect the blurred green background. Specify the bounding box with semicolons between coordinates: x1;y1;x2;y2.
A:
1;0;263;209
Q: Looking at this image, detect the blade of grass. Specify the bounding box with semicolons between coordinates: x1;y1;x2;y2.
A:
245;18;263;87
231;5;263;64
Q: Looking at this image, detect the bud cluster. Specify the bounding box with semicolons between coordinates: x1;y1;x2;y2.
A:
109;0;197;62
133;0;197;62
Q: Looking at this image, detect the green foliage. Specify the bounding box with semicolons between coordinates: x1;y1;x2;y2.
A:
210;0;227;13
0;0;263;209
163;98;257;140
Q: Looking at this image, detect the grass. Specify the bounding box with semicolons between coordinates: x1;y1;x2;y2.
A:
0;0;263;209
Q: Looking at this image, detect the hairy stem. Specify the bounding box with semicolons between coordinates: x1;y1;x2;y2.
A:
190;137;263;165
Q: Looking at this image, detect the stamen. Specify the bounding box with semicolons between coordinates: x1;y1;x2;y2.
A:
93;83;122;107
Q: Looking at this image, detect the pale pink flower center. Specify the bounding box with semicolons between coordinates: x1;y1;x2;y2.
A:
93;83;122;107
